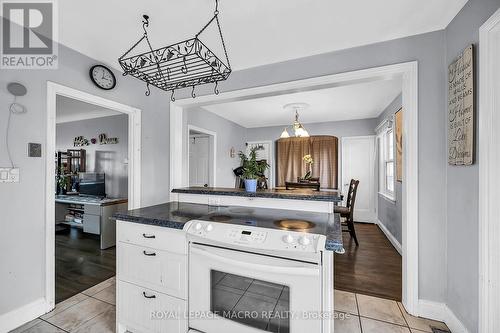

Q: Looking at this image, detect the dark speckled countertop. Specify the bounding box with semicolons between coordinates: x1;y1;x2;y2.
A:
172;187;343;202
114;201;344;252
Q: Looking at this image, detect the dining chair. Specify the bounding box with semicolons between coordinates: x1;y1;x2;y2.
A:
334;179;360;246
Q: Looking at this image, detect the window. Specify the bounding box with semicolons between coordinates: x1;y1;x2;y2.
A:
378;125;395;200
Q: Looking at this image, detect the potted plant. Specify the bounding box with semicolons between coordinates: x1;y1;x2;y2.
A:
238;147;270;192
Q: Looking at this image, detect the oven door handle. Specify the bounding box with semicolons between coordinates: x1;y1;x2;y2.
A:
191;245;319;276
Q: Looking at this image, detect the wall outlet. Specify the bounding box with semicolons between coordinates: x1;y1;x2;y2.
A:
0;168;20;183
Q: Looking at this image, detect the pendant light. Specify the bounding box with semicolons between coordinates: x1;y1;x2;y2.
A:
280;103;310;138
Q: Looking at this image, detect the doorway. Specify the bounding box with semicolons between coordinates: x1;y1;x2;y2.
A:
170;62;420;314
187;125;216;187
45;82;141;311
479;8;500;333
341;136;376;223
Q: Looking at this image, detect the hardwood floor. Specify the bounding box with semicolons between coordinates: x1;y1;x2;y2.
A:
55;226;116;303
334;222;402;301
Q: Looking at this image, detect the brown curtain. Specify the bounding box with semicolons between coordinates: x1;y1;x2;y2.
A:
276;136;338;189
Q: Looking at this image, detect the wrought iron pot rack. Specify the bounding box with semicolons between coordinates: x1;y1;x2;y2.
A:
118;0;231;101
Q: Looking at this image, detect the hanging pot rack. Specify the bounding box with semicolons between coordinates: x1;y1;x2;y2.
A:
118;0;231;101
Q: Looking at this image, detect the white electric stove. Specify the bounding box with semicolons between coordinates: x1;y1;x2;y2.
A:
185;214;335;333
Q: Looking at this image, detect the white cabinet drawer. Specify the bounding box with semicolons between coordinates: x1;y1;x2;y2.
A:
118;281;187;333
117;221;186;254
84;204;101;215
118;242;186;299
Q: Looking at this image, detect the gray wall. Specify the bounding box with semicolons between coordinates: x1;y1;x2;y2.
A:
0;43;170;316
444;0;500;331
56;114;128;198
377;94;403;244
245;118;379;142
185;107;247;188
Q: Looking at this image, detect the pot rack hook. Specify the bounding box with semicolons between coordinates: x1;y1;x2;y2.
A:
191;86;196;98
145;82;151;96
214;81;219;95
142;15;150;35
170;89;176;102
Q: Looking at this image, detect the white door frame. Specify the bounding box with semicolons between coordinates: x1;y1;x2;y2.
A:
45;82;142;312
170;62;419;315
187;124;217;187
479;9;500;333
340;135;377;223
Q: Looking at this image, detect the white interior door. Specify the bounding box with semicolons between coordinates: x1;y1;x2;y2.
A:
189;136;209;187
341;136;376;223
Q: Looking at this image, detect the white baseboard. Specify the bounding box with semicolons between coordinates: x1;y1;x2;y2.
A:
0;298;49;332
376;219;402;255
418;299;470;333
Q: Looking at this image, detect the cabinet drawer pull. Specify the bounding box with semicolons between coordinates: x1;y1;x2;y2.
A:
143;250;157;256
143;291;156;299
142;233;156;239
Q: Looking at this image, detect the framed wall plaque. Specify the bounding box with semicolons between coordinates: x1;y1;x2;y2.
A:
448;45;474;165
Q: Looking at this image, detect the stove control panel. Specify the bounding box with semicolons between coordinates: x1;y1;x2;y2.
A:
186;220;325;253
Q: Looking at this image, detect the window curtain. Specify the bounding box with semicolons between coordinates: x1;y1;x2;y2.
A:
276;136;338;189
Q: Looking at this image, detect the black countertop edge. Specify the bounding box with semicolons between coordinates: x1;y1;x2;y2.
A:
112;213;186;230
172;187;343;202
113;202;344;253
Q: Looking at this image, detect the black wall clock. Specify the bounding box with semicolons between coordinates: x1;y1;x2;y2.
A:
89;65;116;90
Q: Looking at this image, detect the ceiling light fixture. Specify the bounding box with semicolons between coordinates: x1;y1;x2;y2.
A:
118;0;231;101
280;103;310;138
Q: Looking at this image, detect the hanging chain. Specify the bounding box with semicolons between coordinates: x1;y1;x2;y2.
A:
195;0;231;69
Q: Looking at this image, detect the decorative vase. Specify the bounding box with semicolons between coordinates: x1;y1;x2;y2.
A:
244;179;258;192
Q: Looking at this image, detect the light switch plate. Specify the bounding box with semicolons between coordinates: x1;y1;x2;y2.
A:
0;168;20;183
28;143;42;157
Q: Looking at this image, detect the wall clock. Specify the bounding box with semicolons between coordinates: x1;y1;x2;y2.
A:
89;65;116;90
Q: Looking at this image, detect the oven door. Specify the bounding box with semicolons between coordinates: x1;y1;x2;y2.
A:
189;243;322;333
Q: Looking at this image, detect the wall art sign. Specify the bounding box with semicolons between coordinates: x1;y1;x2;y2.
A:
99;133;119;145
73;136;89;147
448;45;474;166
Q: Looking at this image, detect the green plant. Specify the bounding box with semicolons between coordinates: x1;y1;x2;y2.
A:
238;147;270;180
57;167;68;190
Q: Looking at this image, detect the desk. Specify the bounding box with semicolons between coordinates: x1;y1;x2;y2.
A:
55;195;128;249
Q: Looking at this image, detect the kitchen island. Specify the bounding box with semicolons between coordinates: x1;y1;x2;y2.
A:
114;201;343;333
171;186;343;214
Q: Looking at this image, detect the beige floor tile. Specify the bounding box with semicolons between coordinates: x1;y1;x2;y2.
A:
335;290;358;315
361;317;410;333
72;307;115;333
41;293;90;320
92;285;116;305
13;321;66;333
334;312;361;333
9;319;43;332
45;297;113;332
81;277;116;296
357;294;406;326
397;303;449;332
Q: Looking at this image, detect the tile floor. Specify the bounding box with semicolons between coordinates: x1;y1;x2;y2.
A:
10;277;450;333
